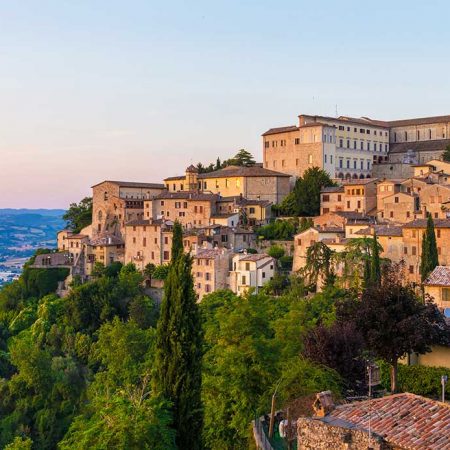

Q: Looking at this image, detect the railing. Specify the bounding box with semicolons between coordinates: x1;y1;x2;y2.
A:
252;417;274;450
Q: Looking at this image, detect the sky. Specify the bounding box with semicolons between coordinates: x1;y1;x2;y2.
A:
1;0;450;208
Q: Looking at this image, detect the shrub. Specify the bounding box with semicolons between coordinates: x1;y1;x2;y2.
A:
378;360;450;398
268;245;285;260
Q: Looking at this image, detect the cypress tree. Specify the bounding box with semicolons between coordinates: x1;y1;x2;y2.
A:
420;214;439;281
154;222;203;449
171;220;183;262
370;232;381;285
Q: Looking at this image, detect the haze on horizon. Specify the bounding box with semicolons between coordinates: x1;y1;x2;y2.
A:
1;0;450;209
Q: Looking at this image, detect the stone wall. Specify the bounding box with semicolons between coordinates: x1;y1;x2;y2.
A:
297;418;394;450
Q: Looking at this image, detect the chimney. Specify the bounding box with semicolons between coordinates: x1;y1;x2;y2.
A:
312;391;335;417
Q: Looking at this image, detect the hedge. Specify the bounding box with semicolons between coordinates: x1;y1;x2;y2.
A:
378;360;450;398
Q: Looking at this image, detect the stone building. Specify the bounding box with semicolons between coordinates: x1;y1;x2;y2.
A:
263;114;390;180
164;165;290;205
148;191;220;229
297;392;450;450
264;113;450;180
91;180;165;238
192;247;232;300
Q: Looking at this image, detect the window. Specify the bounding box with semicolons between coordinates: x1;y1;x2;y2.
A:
308;154;313;164
404;131;408;141
133;237;136;244
404;247;408;255
394;197;399;203
262;272;266;278
143;238;147;247
295;138;300;145
339;125;344;131
249;207;255;214
242;275;246;285
390;211;394;218
347;139;350;148
163;251;170;260
443;288;450;302
437;229;441;238
296;158;299;166
409;265;414;274
354;141;357;149
245;262;250;271
339;139;343;147
265;141;269;148
323;195;330;202
160;200;165;206
324;154;327;163
412;246;417;256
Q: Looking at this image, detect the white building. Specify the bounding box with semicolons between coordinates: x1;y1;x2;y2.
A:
229;253;276;295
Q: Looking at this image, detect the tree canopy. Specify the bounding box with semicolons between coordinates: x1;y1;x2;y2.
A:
63;197;93;233
276;167;336;216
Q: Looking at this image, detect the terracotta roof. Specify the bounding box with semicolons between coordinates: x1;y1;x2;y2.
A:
211;213;239;218
32;252;73;267
335;211;374;221
125;219;165;227
154;191;219;201
262;125;299;136
321;186;344;193
66;234;88;239
91;180;165;189
89;235;124;246
424;266;450;286
389;138;450;154
186;164;198;173
403;218;450;229
239;253;272;262
197;165;290;179
299;121;334;129
194;248;227;259
387;115;450;127
299;114;389;129
328;393;450;450
342;178;378;186
319;226;345;233
164;175;186;181
355;225;403;237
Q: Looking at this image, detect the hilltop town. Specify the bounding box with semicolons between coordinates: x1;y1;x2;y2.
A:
34;113;450;303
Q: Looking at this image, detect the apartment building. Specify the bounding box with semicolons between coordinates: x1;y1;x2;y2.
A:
229;253;275;295
164;164;290;204
264;113;450;180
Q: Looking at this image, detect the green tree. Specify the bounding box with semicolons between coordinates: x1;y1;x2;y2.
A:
226;149;256;167
341;264;450;392
369;232;381;286
443;144;450;162
420;214;439;282
267;244;285;259
63;197;93;233
304;241;334;289
171;220;183;262
154;238;203;449
278;167;335;216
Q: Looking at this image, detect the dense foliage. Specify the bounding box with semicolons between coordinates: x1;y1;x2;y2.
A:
276;167;335;216
1;241;449;448
62;197;92;233
256;217;313;241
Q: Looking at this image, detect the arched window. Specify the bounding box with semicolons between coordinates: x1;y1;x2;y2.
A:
98;210;103;221
104;191;108;201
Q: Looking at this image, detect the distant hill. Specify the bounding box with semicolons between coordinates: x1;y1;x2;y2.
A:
0;208;66;217
0;210;66;268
